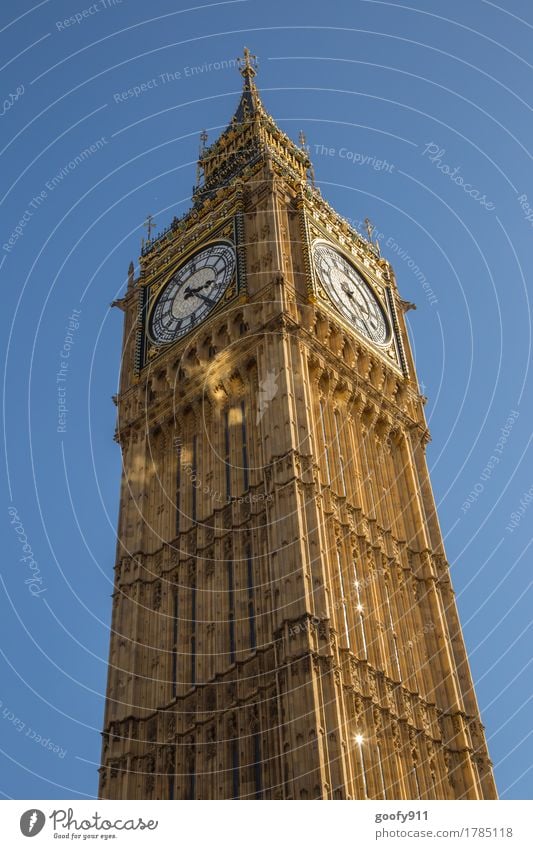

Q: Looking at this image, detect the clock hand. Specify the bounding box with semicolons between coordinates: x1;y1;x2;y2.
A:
345;297;372;336
183;281;212;300
360;317;372;336
194;291;216;307
341;285;368;330
341;286;369;328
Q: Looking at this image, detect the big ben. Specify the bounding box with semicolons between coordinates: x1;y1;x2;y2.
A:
99;49;497;800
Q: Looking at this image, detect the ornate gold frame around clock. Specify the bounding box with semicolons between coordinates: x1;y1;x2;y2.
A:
139;213;243;365
308;228;404;371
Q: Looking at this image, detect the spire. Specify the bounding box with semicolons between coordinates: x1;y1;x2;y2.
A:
127;260;135;291
141;48;318;254
196;129;208;183
232;46;263;123
192;48;314;203
364;217;381;257
238;46;258;85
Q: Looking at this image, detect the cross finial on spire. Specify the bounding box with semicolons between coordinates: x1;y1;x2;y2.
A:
238;46;258;82
197;130;209;184
144;213;155;241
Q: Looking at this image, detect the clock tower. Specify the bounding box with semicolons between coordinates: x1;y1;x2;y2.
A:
99;50;497;800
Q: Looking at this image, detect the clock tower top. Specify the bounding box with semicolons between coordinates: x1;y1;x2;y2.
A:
191;48;313;204
124;50;413;388
138;51;382;267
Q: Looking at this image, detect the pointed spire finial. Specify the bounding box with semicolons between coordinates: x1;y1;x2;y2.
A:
238;46;258;82
364;217;381;256
197;130;208;184
144;213;155;241
298;130;315;185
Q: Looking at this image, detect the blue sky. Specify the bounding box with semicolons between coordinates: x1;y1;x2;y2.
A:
1;0;531;800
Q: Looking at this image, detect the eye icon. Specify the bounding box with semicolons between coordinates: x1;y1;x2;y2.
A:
20;809;46;837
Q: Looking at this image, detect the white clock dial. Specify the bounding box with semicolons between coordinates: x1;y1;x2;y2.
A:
149;242;236;343
313;241;390;346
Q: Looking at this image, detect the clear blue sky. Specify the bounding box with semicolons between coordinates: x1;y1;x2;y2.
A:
1;0;531;800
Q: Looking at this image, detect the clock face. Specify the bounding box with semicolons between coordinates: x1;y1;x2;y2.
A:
149;241;236;343
313;241;390;346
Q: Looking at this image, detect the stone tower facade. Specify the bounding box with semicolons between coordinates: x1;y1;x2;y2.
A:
99;51;497;800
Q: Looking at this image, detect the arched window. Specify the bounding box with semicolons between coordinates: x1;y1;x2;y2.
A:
241;400;249;492
224;409;231;500
353;563;368;658
228;560;236;663
190;574;196;687
191;434;197;523
334;409;347;496
171;590;179;697
253;731;262;798
175;440;182;535
376;740;387;799
336;549;350;647
383;578;401;679
232;739;239;799
246;544;256;651
319;399;331;483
